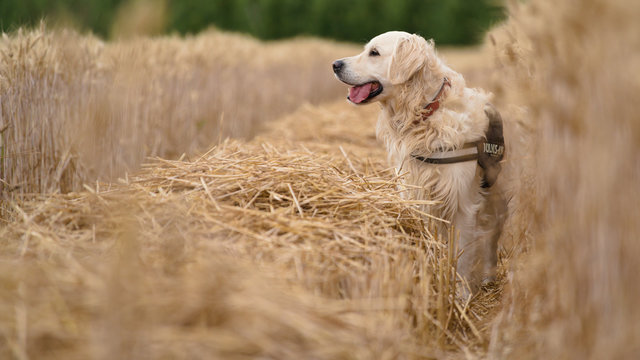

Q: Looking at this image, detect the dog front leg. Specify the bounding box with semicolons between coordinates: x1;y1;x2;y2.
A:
453;209;484;295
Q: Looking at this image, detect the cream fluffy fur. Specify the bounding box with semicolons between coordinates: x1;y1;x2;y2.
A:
333;31;506;293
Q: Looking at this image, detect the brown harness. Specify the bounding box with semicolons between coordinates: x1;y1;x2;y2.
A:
411;78;506;188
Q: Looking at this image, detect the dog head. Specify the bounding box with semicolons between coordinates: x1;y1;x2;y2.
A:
332;31;431;105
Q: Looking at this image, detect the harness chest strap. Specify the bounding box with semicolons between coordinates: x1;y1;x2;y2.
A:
412;142;479;164
411;103;506;188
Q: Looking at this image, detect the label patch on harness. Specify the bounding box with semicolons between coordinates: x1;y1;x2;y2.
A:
483;143;504;157
477;104;505;188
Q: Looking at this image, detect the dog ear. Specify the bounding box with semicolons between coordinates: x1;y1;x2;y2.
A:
387;34;428;85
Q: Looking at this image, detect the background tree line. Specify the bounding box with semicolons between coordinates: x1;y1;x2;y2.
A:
0;0;504;45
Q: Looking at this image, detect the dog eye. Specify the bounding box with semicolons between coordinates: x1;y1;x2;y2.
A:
369;49;380;57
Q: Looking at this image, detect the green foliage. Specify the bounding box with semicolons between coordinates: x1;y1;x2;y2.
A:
167;0;504;44
0;0;126;37
0;0;504;44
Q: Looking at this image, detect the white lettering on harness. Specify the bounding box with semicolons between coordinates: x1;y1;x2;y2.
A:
483;143;504;156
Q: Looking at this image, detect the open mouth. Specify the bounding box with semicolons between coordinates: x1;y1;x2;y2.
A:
347;81;383;104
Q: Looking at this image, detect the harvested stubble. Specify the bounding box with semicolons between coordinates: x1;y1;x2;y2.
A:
0;102;501;359
5;0;639;356
0;24;358;212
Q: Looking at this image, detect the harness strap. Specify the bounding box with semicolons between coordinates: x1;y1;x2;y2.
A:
412;142;479;164
411;103;506;188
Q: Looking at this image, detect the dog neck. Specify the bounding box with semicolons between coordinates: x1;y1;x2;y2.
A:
380;66;457;130
414;77;451;125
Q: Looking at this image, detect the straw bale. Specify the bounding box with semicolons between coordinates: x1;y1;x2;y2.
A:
12;1;640;356
484;0;640;358
0;100;503;359
0;25;359;211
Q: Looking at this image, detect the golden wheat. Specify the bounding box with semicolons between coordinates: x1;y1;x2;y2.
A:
2;0;639;357
485;0;640;358
0;24;357;212
0;101;500;359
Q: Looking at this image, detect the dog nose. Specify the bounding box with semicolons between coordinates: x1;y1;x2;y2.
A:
332;60;344;73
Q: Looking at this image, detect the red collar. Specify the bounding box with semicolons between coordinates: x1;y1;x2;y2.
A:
414;77;451;124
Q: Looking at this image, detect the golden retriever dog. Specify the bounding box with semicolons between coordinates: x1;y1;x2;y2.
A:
332;31;507;295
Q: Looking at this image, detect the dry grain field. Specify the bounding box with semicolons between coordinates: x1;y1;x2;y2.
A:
1;0;639;359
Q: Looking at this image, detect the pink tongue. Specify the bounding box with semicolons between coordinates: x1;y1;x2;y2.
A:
349;83;373;103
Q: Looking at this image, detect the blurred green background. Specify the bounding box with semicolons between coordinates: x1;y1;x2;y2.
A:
0;0;504;44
